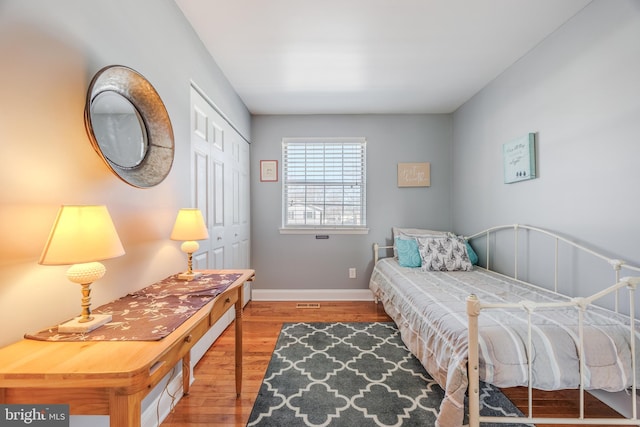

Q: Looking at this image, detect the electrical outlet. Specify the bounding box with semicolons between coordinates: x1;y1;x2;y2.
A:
349;268;357;279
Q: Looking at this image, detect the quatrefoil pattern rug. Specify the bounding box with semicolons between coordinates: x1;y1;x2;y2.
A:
247;322;524;427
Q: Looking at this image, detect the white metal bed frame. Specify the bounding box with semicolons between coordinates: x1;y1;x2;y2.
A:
373;224;640;426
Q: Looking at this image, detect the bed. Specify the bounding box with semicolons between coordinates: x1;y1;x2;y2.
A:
369;224;640;427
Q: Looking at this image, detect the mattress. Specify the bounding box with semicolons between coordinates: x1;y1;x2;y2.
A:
369;257;638;427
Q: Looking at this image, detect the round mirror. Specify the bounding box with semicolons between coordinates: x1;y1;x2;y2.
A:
90;91;147;168
84;65;174;188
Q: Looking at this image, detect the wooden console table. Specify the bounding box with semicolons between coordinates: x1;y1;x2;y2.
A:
0;269;254;427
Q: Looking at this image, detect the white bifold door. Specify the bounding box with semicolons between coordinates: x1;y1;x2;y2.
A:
189;86;250;278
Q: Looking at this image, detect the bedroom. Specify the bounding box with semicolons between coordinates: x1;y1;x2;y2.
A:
0;0;639;425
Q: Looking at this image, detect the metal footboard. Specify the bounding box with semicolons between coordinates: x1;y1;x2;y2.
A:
464;224;640;426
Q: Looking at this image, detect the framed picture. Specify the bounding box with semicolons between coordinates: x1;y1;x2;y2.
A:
260;160;278;182
397;162;430;187
503;133;536;184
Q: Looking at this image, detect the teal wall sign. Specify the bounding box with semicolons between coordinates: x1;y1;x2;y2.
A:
503;133;536;184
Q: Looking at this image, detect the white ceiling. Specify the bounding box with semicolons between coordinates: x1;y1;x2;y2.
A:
175;0;591;115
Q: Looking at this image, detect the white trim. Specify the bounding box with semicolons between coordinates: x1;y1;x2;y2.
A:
141;367;185;427
282;136;367;144
279;227;369;235
252;288;375;301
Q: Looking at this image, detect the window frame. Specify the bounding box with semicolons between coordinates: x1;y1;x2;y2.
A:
280;137;368;235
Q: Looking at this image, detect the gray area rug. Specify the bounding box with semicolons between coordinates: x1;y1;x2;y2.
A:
247;322;526;426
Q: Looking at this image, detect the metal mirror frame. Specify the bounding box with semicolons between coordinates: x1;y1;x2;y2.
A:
84;65;174;188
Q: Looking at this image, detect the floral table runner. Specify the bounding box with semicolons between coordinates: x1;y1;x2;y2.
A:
25;272;242;342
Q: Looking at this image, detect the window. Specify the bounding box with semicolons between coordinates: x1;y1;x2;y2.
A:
282;137;367;233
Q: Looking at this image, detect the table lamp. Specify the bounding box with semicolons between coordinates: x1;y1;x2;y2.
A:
170;208;209;280
39;205;125;333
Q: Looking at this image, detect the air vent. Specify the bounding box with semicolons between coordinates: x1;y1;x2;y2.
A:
296;303;320;309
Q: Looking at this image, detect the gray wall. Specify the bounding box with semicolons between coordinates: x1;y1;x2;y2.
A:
0;0;250;347
451;0;640;294
250;114;452;291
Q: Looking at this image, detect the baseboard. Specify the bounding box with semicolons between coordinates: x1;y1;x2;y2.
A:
251;288;375;301
141;366;185;427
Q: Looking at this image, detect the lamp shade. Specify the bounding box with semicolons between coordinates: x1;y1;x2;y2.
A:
170;208;209;241
39;205;125;265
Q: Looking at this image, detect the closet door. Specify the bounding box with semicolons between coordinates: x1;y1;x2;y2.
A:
190;87;223;269
189;87;250;271
238;139;250;268
227;131;251;269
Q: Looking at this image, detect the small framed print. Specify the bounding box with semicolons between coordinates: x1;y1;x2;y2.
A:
503;133;536;184
398;162;431;187
260;160;278;182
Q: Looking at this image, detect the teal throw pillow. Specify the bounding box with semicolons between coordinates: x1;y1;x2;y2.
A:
395;237;421;268
466;241;479;265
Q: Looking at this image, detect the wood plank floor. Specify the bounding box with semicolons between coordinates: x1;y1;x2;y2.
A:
160;301;631;427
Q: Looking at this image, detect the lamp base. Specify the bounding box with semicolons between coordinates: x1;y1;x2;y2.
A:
177;271;202;281
58;314;112;333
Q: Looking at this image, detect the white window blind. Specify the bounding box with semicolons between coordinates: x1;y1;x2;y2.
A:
282;137;366;230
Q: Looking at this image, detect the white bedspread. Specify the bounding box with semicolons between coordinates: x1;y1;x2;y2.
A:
369;258;638;427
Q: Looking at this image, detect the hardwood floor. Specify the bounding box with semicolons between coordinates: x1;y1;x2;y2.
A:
500;387;633;426
160;301;630;427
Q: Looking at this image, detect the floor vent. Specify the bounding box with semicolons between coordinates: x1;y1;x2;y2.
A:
296;303;321;309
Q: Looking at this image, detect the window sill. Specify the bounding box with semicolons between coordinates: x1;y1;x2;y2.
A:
279;228;369;235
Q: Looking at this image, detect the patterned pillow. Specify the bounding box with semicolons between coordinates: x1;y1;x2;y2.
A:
417;235;473;271
395;237;421;268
